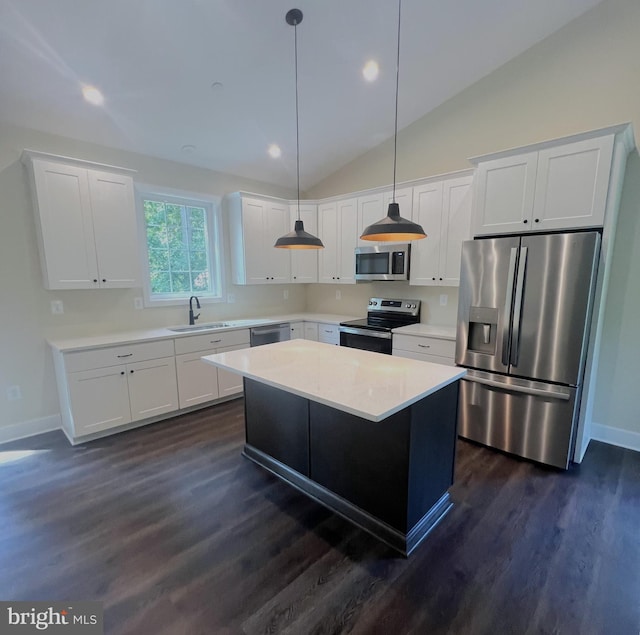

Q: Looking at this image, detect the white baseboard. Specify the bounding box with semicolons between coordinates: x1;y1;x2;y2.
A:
0;414;61;445
591;422;640;453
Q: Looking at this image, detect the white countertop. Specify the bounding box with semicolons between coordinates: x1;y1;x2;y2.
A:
48;313;360;352
392;324;457;340
202;339;466;422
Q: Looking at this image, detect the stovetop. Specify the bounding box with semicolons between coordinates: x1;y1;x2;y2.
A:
340;298;421;332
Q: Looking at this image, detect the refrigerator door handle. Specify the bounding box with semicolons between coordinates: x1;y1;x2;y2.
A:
501;248;519;366
464;374;571;401
510;246;528;367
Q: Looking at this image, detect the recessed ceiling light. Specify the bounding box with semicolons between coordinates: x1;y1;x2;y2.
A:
268;144;282;159
181;144;197;154
211;81;224;91
82;85;104;106
362;60;379;82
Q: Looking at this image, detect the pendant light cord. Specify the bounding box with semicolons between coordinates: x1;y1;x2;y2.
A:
392;0;401;204
294;18;301;221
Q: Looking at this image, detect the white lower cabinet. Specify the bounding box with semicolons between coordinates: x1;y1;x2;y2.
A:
318;324;339;345
392;334;455;366
127;357;178;421
290;322;304;339
56;329;250;442
304;322;319;341
175;329;250;409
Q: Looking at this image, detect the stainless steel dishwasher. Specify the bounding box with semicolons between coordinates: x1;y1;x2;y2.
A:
250;323;291;347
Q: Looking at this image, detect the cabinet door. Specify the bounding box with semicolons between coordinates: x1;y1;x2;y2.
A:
409;181;443;286
88;170;138;288
241;198;269;284
176;350;219;409
127;357;178;422
290;322;304;339
217;344;247;397
68;366;131;435
472;153;538;236
304;322;319;341
532;136;614;231
357;192;384;245
439;176;473;286
265;200;291;283
383;186;414;220
318;324;339;345
31;159;99;289
336;198;358;284
318;202;339;283
290;203;318;283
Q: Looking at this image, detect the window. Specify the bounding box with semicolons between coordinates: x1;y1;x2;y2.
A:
137;186;223;305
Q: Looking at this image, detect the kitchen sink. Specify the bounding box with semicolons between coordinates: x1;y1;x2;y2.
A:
168;322;231;333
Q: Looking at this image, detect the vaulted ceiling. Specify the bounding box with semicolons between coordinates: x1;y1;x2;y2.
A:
0;0;603;189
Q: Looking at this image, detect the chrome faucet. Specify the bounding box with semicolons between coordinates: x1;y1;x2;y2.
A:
188;296;201;325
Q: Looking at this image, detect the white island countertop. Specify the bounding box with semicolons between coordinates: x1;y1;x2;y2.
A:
202;339;466;422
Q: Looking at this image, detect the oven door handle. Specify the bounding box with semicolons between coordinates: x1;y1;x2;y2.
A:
339;327;392;339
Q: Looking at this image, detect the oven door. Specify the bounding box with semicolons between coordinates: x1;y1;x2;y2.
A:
339;326;392;355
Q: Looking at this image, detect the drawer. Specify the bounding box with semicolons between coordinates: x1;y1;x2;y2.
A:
304;322;319;341
393;349;455;366
65;339;175;373
392;334;455;359
318;324;339;345
174;328;250;355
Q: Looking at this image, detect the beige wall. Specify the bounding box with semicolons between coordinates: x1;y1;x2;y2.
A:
0;123;304;431
307;0;640;436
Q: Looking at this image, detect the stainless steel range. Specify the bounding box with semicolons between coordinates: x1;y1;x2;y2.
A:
339;297;420;355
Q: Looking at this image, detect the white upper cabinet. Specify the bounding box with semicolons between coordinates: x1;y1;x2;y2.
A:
289;203;318;283
25;154;138;290
318;197;357;284
472;133;615;236
410;175;472;286
228;194;291;284
356;192;384;246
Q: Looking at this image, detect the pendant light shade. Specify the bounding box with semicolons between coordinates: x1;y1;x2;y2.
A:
360;0;426;242
274;9;324;250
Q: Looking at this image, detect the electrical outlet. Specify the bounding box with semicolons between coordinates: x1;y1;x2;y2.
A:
51;300;64;315
134;297;144;310
6;385;22;401
227;293;236;303
439;294;448;307
336;290;341;300
283;290;289;300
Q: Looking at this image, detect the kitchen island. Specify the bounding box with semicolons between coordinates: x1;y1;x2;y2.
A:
203;340;466;555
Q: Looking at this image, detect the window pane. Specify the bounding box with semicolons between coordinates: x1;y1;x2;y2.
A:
189;250;208;271
166;204;183;226
171;272;191;292
192;271;210;291
150;271;171;294
189;228;207;251
148;249;169;273
169;249;189;271
144;200;166;226
188;207;205;229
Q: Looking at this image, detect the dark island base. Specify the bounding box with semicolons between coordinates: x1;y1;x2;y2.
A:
242;378;460;557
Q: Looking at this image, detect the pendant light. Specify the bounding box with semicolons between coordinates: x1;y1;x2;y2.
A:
275;9;324;250
360;0;426;242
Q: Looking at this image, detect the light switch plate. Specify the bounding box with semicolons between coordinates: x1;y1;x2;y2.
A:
227;293;236;303
134;297;143;310
6;385;22;401
283;290;289;300
51;300;64;314
336;290;341;300
439;294;448;307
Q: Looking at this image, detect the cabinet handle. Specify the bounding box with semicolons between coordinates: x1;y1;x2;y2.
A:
534;218;540;223
210;339;222;344
418;344;431;349
523;219;528;224
117;353;133;358
120;371;125;375
93;279;98;283
432;277;436;281
130;370;134;374
439;277;443;281
102;278;107;283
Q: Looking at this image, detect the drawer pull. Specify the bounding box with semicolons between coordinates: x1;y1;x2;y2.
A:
117;353;133;358
210;339;222;344
418;344;431;349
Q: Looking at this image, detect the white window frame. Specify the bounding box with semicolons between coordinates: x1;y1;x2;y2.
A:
135;184;225;307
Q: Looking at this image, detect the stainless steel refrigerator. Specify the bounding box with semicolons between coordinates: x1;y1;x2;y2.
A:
455;231;600;469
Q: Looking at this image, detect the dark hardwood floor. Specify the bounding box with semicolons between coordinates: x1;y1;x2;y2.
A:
1;399;638;634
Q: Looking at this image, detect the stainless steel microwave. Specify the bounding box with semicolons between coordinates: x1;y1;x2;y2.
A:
354;244;410;281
